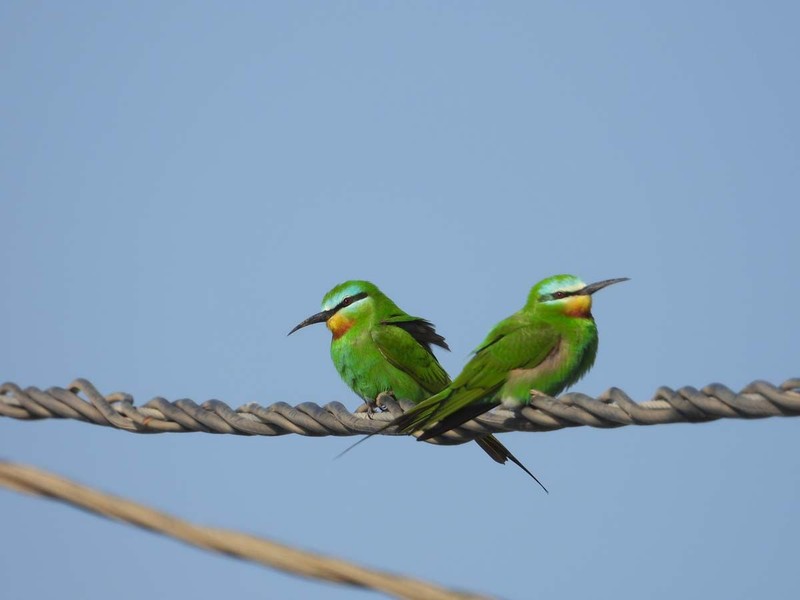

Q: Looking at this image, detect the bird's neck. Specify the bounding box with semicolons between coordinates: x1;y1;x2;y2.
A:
330;313;379;342
327;312;357;340
563;295;592;318
532;306;597;336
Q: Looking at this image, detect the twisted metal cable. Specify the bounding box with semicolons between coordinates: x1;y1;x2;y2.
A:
0;461;488;600
2;377;799;444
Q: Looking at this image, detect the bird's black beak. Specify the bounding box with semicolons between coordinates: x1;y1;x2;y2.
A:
288;309;334;336
580;277;630;295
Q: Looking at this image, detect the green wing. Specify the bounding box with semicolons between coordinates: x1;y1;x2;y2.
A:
414;316;561;438
381;314;449;352
339;315;548;489
371;319;451;395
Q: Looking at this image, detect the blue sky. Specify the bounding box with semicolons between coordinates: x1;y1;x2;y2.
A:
2;3;799;599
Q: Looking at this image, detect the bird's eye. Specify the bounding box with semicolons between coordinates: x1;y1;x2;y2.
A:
341;297;352;306
553;291;567;299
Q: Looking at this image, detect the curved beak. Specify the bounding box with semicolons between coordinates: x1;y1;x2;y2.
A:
580;277;630;295
288;309;334;336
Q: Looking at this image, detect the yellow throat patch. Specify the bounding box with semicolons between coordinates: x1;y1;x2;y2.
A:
564;295;592;318
327;312;354;339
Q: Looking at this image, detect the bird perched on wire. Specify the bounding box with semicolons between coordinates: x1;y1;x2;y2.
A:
342;274;628;472
288;280;544;488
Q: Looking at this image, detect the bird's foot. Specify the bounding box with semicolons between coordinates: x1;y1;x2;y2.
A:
355;401;378;418
528;389;551;404
374;391;396;412
354;392;397;418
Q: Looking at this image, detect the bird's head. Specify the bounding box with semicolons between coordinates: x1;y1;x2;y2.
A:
288;280;386;339
526;274;629;318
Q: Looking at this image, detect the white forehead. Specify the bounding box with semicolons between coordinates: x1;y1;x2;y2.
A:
321;284;368;311
539;276;585;296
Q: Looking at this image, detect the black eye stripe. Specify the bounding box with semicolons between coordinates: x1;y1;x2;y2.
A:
333;291;368;312
541;290;578;301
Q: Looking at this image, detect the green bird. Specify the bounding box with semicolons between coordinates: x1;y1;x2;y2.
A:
381;274;628;442
288;280;543;486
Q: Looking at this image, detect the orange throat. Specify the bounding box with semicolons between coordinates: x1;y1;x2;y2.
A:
327;313;354;339
564;295;593;318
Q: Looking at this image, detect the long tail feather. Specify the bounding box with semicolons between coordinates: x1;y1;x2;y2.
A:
476;435;548;492
334;426;390;459
416;403;494;441
336;404;549;492
335;396;449;459
474;435;509;465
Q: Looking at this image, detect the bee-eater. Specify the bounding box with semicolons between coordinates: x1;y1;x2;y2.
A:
288;280;544;488
382;275;628;441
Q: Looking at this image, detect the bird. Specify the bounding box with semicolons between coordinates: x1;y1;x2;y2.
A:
380;274;628;442
288;280;545;488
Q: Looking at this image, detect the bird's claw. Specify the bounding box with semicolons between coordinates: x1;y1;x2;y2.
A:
356;401;378;418
374;391;396;412
354;392;396;418
528;389;551;403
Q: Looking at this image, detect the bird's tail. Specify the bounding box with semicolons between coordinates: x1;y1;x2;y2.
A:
475;435;513;464
475;435;549;493
390;392;451;434
337;398;549;492
335;391;452;459
415;401;493;441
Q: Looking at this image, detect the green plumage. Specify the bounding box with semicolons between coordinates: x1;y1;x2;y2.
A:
388;274;627;442
289;280;537;477
331;301;450;404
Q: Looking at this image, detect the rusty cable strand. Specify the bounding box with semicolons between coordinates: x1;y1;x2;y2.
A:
1;377;799;444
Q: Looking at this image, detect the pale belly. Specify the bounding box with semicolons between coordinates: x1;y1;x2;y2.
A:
499;368;545;407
